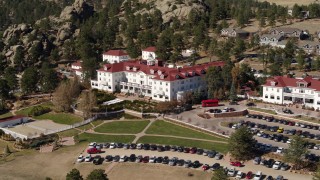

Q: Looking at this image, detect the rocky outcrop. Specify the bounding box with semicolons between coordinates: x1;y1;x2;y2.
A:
60;0;94;21
2;24;32;44
122;0;206;23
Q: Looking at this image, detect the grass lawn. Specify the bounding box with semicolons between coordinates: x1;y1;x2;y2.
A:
78;123;93;131
0;112;13;119
57;128;80;137
294;115;320;124
137;136;229;154
146;120;226;141
94;120;150;134
248;107;277;115
79;133;135;143
91;119;104;127
34;112;83;125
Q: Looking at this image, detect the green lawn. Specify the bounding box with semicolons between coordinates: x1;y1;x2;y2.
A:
79;133;135;143
146;120;226;141
77;123;93;131
57;128;80;137
94;120;150;134
137;136;229;154
0;112;13;119
248;107;277;115
91;119;104;127
15;102;54;116
34;112;83;125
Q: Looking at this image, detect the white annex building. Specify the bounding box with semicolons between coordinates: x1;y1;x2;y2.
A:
102;50;130;64
141;46;157;60
71;60;83;79
91;47;224;101
262;75;320;109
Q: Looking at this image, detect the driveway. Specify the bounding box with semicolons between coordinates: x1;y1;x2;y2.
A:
80;147;312;180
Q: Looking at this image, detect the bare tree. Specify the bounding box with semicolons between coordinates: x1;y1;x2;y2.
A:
78;90;97;119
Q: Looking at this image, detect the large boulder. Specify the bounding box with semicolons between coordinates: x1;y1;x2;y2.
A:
60;0;94;21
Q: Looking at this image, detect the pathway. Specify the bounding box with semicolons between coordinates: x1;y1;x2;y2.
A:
133;119;155;143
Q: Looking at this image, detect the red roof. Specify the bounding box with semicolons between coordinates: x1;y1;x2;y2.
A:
71;60;82;68
97;60;225;82
0;115;25;123
143;46;156;52
103;50;128;56
264;76;320;91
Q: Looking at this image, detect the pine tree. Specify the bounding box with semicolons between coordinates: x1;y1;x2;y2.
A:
283;135;309;169
66;168;83;180
86;169;107;180
211;168;228;180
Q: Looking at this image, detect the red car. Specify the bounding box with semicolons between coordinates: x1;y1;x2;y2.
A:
230;161;242;167
87;148;101;154
190;147;197;154
202;164;210;171
142;156;149;163
246;171;253;179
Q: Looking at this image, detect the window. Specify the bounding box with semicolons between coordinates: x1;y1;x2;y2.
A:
160;82;162;85
140;75;144;78
265;95;268;98
270;95;275;99
166;83;168;86
299;89;304;93
277;96;280;100
277;89;279;92
266;88;268;91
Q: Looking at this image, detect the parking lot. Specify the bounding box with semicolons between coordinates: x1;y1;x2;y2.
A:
78;143;312;180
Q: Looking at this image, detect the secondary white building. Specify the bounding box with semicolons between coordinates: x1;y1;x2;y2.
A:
142;46;157;60
102;50;130;64
91;56;224;101
262;75;320;110
71;60;83;79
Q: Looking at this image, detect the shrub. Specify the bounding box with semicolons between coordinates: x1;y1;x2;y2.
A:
28;106;51;117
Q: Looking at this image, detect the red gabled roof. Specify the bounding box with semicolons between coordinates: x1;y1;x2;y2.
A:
97;60;225;82
103;50;128;56
264;76;320;91
143;46;156;52
202;99;219;103
71;60;82;67
0;115;25;123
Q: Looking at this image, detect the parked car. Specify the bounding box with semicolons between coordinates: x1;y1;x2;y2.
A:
184;147;190;153
93;155;103;165
142;156;149;163
276;175;284;180
85;154;92;162
246;102;256;106
119;155;128;162
276;147;284;154
136;155;142;163
196;149;204;155
113;155;120;162
211;163;220;171
143;144;150;150
190;147;197;154
77;155;85;162
149;156;156;163
137;143;143;149
155;156;163;163
230;161;242;167
169;158;177;166
215;153;223;160
129;154;136;162
192;160;201;168
202;164;210;171
162;156;169;164
281;163;289;171
87;148;101;154
109;142;116;149
105;155;113;162
103;143;110;148
227;168;236;176
277;127;284;133
184;160;192;168
273;161;282;170
254;171;262;180
236;171;244;179
177;159;184;166
130;143;137;149
253;157;261;165
89;142;97;148
246;171;253;179
266;175;273;180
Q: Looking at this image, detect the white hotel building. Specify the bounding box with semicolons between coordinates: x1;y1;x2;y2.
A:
262;76;320;109
91;47;224;101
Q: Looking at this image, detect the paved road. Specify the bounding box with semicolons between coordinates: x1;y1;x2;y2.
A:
79;147;312;180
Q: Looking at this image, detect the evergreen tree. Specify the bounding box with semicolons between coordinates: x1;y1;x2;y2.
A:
228;126;256;161
86;169;107;180
14;47;24;71
3;67;18;92
314;57;320;71
21;67;38;94
211;168;228;180
66;168;83;180
297;50;305;71
283;135;309;169
126;38;140;58
40;65;59;93
313;164;320;180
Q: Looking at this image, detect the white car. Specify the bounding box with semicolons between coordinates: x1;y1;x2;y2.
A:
232;124;238;129
137;143;143;149
276;147;284;154
84;154;92;162
120;155;127;162
89;142;97;148
254;171;262;180
273;161;282;170
227;168;236;177
149;156;156;163
236;171;244;179
77;154;85;162
295;122;300;127
257;131;264;137
314;144;320;150
110;142;116;149
286;139;291;144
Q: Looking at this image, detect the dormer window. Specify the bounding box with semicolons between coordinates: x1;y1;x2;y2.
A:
133;67;137;71
271;81;277;86
126;66;130;70
160;74;164;79
158;70;162;75
150;69;154;74
175;75;180;79
104;66;108;71
297;81;307;88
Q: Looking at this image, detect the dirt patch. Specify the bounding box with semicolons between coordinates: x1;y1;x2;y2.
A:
108;163;212;180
